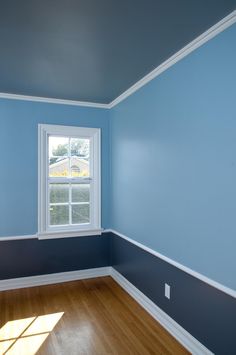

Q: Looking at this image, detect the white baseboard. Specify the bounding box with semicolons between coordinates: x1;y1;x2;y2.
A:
110;267;213;355
0;265;213;354
0;266;110;291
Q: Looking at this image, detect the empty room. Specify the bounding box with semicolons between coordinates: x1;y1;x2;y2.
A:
0;1;235;354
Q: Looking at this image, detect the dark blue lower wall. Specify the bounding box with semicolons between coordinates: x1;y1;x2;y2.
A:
110;232;236;355
0;234;110;280
1;231;235;354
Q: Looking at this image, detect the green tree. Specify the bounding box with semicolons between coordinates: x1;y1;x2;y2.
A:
52;140;89;157
71;139;89;157
52;144;68;157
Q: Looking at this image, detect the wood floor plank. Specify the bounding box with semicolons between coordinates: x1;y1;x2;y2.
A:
0;277;189;355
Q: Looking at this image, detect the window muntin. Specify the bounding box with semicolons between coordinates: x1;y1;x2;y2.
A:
38;124;101;237
48;137;90;178
48;136;90;228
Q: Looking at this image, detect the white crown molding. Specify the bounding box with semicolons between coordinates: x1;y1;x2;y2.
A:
110;268;213;355
0;92;109;109
105;229;236;299
108;10;236;108
0;11;235;110
0;266;110;291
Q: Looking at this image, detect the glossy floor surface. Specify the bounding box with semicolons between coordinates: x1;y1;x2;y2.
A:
0;277;189;354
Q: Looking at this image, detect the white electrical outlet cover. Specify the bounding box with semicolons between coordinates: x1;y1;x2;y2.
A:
165;283;170;299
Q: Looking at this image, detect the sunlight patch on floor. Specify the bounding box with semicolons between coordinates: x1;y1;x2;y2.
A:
0;340;15;354
23;313;64;336
0;312;64;355
4;334;49;355
0;317;35;341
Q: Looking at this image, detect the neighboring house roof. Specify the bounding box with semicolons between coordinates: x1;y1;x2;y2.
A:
49;156;89;175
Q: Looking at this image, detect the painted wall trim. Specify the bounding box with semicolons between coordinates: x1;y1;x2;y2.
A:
0;264;214;353
108;10;236;108
0;92;108;109
1;229;236;298
110;268;213;355
0;11;235;109
0;266;110;291
0;234;38;241
105;229;236;299
0;230;104;241
38;229;103;240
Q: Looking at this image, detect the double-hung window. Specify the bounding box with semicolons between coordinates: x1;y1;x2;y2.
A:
38;124;101;238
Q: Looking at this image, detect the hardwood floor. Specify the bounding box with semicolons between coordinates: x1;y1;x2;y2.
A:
0;277;189;355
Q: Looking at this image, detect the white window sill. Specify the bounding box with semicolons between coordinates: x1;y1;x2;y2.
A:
37;229;103;240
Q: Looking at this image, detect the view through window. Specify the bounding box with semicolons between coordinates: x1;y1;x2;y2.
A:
49;136;90;226
38;124;101;237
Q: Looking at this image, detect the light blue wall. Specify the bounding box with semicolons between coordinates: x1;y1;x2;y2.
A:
110;24;236;289
1;23;235;290
0;100;110;236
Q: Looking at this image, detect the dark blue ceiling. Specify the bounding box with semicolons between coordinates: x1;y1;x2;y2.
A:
0;0;235;103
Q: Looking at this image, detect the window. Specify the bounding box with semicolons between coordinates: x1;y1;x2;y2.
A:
38;124;101;238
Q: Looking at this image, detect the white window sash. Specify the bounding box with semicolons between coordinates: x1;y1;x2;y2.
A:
38;124;101;239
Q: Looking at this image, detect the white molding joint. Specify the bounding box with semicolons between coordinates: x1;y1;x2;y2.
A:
0;266;214;354
0;11;235;109
108;10;236;108
105;229;236;299
0;228;235;298
111;268;214;355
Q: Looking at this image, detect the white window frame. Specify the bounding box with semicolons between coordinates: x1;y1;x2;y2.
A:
38;124;102;239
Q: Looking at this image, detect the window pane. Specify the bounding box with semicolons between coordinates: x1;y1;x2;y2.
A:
49;159;69;177
70;157;89;177
72;204;90;224
70;138;89;157
50;205;69;225
49;137;69;177
72;184;90;203
70;138;90;177
50;184;69;203
49;136;69;157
